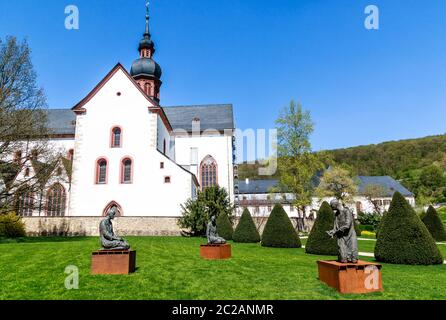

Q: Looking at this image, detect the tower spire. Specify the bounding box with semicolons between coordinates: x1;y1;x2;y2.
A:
145;0;150;36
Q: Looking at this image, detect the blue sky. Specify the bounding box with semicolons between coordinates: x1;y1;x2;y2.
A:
1;0;445;154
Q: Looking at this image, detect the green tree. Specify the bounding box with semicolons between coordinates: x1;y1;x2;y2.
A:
261;204;301;248
216;212;233;240
305;202;338;255
422;206;446;242
233;208;260;243
178;186;234;237
375;192;443;265
275;100;324;231
315;165;358;203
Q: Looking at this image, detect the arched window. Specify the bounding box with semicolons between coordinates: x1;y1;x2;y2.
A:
200;155;218;189
15;188;34;217
111;127;122;148
102;201;123;217
121;158;133;184
46;184;66;217
96;159;108;184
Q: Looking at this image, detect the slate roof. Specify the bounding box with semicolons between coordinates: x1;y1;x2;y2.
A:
357;176;414;197
163;104;234;132
238;176;414;197
45;104;234;135
45;109;76;135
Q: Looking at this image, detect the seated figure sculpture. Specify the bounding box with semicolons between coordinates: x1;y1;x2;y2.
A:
99;205;130;250
206;215;226;245
327;199;359;263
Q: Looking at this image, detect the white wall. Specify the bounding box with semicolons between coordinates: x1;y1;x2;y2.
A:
69;68;197;217
174;133;234;201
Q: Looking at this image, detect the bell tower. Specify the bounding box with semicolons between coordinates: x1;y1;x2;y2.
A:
130;1;162;102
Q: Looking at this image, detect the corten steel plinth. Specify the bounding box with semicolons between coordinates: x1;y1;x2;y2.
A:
200;244;232;260
317;260;383;294
91;250;136;275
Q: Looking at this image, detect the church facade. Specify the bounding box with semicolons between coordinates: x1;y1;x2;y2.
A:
10;7;236;231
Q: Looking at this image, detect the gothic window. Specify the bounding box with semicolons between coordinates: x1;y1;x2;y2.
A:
96;159;108;184
111;127;122;148
121;158;133;184
46;184;66;217
16;188;34;217
200;155;218;189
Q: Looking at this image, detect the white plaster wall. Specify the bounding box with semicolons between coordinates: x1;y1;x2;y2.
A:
157;116;174;159
69;68;196;217
174;133;234;201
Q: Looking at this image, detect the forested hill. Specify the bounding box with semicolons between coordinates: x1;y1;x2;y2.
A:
327;134;446;177
239;134;446;180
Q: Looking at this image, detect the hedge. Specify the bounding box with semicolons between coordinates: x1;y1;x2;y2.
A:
261;204;301;248
422;206;446;242
305;202;338;255
233;208;260;243
374;192;443;265
216;212;233;241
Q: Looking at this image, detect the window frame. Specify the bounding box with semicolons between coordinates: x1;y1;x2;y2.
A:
110;126;123;148
95;158;108;185
120;157;134;184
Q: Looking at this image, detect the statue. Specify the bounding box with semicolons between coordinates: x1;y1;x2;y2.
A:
327;199;359;263
99;205;130;250
206;215;226;244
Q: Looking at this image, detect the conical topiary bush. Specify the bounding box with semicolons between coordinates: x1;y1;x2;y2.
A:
216;212;233;240
233;208;260;243
261;204;301;248
375;192;443;265
422;206;446;242
305;202;338;255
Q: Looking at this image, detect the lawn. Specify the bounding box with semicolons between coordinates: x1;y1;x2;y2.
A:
0;237;445;300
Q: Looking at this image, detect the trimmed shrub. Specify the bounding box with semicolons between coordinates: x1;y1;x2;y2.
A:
217;212;233;240
375;192;443;265
0;213;26;238
354;220;362;237
233;208;260;243
305;202;337;255
422;206;446;242
262;204;301;248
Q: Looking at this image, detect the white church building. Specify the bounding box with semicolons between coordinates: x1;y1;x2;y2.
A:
9;7;236;236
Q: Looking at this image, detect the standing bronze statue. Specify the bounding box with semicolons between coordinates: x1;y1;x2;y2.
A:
327;199;359;263
206;215;226;244
99;205;130;250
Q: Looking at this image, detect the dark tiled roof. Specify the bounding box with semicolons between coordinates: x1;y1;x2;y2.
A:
163;104;234;132
45;104;234;135
238;179;280;194
238;176;414;197
45;109;76;135
357;176;414;197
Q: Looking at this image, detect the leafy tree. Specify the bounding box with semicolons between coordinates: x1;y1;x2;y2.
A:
261;204;301;248
305;202;338;255
375;192;443;265
0;36;57;213
422;206;446;242
362;184;388;214
233;208;260;243
178;186;234;236
216;212;233;240
315;165;358;202
275;100;324;231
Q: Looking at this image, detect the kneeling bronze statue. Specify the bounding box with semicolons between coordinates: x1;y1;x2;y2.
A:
206;215;226;245
99;206;130;250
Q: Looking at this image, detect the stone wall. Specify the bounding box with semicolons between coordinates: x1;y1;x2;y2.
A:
22;216;316;237
22;217;183;237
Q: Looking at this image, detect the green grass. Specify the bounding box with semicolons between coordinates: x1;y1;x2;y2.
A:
0;237;445;300
438;206;446;224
